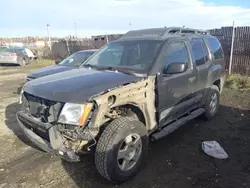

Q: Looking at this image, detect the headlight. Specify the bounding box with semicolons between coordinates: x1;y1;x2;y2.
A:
58;103;93;126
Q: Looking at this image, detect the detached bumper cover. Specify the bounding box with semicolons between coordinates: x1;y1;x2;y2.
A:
16;111;80;162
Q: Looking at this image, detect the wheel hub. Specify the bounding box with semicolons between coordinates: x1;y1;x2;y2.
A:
117;133;142;171
126;146;136;159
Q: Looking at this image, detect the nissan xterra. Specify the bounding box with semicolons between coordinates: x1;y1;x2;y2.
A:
17;27;225;183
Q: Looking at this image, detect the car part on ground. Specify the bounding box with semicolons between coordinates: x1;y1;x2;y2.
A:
202;141;228;159
17;27;225;183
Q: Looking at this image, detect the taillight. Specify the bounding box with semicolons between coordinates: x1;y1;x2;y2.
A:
11;53;19;56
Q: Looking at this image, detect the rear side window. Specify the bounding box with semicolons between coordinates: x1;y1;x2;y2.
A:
207;38;223;60
190;39;208;66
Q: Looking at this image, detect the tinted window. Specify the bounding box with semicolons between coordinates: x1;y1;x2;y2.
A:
190;39;208;66
12;48;26;56
164;42;189;67
207;38;223;59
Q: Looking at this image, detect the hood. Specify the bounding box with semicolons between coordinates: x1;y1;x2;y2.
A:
28;65;74;79
23;68;142;103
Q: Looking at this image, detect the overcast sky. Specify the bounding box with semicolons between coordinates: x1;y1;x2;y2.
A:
1;0;250;37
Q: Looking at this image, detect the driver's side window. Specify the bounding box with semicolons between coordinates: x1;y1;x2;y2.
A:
163;42;189;73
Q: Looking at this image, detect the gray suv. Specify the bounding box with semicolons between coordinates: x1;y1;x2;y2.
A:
17;27;225;183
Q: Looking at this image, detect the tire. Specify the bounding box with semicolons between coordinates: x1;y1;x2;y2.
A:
20;59;26;66
202;85;220;120
95;117;148;183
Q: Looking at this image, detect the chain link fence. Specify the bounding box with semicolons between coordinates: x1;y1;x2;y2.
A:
210;27;250;76
50;28;250;76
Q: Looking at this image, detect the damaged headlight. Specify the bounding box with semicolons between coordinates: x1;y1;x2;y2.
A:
58;103;93;126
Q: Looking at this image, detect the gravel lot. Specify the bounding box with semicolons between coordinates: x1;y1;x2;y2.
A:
0;65;250;188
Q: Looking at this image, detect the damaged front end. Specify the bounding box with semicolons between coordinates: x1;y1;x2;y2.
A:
17;76;157;162
17;92;96;162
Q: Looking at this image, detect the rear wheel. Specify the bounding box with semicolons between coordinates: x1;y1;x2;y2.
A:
20;59;26;66
202;85;220;120
95;117;148;183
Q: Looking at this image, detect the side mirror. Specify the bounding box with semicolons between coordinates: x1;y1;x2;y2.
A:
55;60;60;64
163;62;187;75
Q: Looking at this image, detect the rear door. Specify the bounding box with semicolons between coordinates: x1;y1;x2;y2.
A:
189;38;211;100
157;40;197;126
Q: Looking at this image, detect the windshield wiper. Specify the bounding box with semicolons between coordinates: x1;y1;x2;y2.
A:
82;64;103;70
108;67;135;75
83;64;136;75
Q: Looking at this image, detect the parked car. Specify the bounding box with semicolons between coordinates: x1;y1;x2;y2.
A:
17;27;225;183
26;49;97;81
9;47;36;63
0;48;26;66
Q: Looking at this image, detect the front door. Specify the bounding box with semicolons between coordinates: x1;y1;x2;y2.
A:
157;40;197;126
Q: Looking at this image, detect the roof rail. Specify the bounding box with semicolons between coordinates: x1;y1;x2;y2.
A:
163;27;209;36
118;27;210;40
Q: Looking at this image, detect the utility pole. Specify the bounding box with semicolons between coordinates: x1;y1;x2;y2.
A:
129;22;132;30
229;21;235;75
46;24;51;51
74;22;77;38
106;33;109;44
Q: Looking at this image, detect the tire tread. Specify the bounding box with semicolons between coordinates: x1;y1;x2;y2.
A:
95;117;137;181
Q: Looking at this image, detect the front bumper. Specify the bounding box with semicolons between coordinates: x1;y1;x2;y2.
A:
16;111;80;162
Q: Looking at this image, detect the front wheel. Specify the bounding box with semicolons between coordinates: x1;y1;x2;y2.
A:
95;117;148;183
202;85;220;120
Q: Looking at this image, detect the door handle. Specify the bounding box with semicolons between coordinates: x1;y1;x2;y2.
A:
189;76;196;83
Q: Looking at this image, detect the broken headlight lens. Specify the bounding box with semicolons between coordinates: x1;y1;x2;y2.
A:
58;103;93;126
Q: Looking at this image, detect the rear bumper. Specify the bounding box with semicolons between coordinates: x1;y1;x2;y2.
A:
16;111;80;162
0;59;20;64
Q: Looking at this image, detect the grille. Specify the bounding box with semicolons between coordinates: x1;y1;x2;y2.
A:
24;93;47;118
23;92;60;122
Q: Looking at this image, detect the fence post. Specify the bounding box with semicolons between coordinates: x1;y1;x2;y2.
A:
229;21;235;75
65;40;70;55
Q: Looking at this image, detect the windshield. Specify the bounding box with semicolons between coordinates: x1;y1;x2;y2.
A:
83;40;162;73
10;48;26;56
59;51;95;67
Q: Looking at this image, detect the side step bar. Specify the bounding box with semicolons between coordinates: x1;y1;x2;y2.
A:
151;108;205;141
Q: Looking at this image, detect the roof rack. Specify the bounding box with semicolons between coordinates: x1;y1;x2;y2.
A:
119;27;210;40
163;27;209;36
